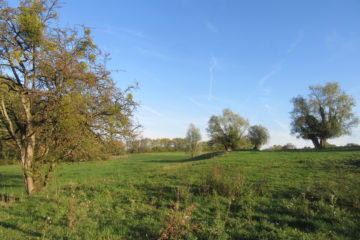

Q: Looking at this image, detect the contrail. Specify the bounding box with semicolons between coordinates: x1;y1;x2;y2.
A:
208;57;218;101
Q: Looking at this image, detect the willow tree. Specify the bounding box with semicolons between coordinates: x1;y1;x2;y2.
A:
207;109;249;151
0;0;138;195
290;82;358;149
247;125;270;150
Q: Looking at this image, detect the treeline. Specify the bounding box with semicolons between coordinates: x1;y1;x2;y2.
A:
126;137;253;154
0;136;249;164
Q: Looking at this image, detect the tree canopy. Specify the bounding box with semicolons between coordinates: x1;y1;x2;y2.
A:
290;82;358;149
247;125;270;150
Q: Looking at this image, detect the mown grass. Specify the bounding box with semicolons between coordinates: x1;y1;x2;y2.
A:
0;151;360;239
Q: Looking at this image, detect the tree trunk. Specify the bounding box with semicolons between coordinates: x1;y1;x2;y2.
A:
20;147;35;195
311;137;321;149
20;94;36;195
225;146;232;152
43;162;55;188
320;138;327;148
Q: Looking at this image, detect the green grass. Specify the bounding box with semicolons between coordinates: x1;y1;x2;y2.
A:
1;151;360;239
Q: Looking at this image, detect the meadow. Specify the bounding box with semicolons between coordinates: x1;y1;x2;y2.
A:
0;150;360;240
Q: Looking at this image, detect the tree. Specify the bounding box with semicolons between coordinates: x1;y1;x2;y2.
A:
282;143;296;150
247;125;270;150
207;109;249;151
0;0;138;194
290;82;359;149
185;123;202;158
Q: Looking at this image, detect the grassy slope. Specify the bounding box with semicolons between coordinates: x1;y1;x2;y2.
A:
0;151;359;240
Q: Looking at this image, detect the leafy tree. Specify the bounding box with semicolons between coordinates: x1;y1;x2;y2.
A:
0;0;138;194
185;123;202;158
247;125;270;150
207;109;249;151
290;82;359;149
282;143;297;150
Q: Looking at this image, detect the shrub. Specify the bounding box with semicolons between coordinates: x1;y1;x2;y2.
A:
200;164;245;199
158;202;198;240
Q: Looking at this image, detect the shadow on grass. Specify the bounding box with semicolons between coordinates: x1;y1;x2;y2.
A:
148;152;225;163
0;221;41;237
346;159;360;167
270;146;360;153
0;174;23;192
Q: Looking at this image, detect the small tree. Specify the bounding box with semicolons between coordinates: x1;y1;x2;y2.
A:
207;109;249;151
185;123;202;158
247;125;270;150
290;82;359;149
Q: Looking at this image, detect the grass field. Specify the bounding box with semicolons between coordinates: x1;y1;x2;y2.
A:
1;151;360;239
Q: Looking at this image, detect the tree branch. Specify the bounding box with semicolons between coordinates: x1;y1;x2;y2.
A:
0;97;20;148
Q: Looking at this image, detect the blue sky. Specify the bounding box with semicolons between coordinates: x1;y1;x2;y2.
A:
55;0;360;147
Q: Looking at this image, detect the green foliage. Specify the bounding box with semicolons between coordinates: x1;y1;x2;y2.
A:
207;108;249;151
17;0;46;45
0;139;18;165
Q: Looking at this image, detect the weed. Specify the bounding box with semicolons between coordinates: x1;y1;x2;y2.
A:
158;202;198;240
200;164;245;199
66;184;77;231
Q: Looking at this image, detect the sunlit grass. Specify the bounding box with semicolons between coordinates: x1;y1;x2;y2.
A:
0;150;359;239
